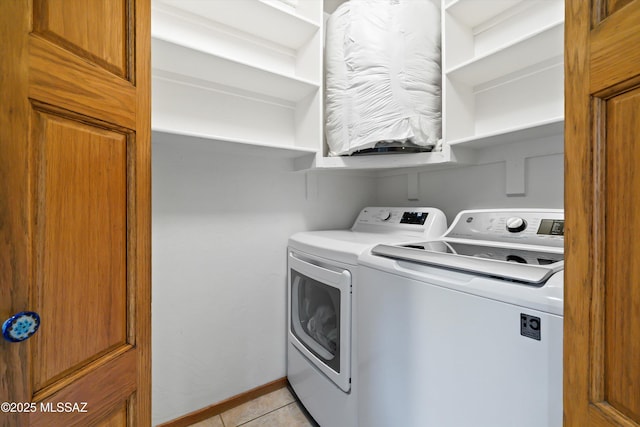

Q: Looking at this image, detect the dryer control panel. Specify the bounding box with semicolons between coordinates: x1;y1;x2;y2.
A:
352;207;448;238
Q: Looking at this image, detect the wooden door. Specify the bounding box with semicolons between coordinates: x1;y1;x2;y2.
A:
0;1;150;426
565;0;640;426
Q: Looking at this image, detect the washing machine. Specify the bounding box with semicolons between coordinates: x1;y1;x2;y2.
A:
357;209;564;427
287;206;447;427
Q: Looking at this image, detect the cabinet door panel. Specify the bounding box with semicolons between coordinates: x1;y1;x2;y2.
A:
604;88;640;422
0;0;150;425
31;109;129;392
565;0;640;426
33;0;131;79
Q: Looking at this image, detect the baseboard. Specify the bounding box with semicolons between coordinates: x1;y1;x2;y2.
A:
157;377;288;427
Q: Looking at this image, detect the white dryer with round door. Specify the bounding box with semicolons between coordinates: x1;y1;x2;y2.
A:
357;209;564;427
287;207;447;427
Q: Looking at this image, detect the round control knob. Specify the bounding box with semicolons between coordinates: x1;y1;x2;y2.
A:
380;211;392;221
506;217;527;233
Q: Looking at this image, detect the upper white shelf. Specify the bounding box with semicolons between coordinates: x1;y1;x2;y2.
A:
152;129;318;159
446;21;564;86
445;0;525;28
152;38;319;104
295;144;476;171
447;117;564;149
154;0;320;51
151;0;323;157
315;152;451;170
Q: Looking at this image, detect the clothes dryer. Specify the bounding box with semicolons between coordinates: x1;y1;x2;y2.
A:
287;207;447;427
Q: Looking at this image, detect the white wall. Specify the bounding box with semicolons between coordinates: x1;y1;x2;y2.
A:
151;138;377;425
375;151;564;222
152;135;563;425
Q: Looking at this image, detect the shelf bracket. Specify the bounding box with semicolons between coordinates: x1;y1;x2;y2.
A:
475;135;563;197
407;172;420;201
305;171;319;201
505;155;526;196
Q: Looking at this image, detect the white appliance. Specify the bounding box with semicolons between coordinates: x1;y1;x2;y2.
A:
287;207;447;427
357;209;564;427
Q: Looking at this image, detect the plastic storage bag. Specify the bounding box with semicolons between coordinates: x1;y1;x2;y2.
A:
325;0;441;156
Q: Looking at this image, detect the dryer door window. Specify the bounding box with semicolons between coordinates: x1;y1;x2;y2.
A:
288;252;352;393
291;271;341;373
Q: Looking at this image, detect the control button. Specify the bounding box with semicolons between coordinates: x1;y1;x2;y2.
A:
506;217;527;233
380;211;392;221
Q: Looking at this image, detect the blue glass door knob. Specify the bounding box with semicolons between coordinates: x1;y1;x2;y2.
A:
2;311;40;343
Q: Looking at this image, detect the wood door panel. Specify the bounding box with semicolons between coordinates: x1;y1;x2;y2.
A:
29;35;136;130
0;3;32;426
606;0;635;16
590;1;640;93
31;109;129;392
1;0;150;424
93;402;129;427
604;87;640;421
30;349;137;427
33;0;131;79
566;0;640;425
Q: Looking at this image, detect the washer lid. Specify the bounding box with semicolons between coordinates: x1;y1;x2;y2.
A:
371;241;564;284
368;209;565;284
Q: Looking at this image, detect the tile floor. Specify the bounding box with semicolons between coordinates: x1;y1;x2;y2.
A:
188;387;318;427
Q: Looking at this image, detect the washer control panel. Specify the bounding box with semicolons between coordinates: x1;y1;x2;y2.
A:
446;209;564;247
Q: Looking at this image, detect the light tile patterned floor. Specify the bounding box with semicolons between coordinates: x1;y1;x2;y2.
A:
188;387;317;427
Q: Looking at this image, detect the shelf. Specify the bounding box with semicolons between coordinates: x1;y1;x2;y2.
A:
442;0;565;189
152;129;318;159
447;117;564;149
294;144;476;171
446;22;564;87
152;38;319;104
152;1;322;82
153;0;320;51
445;0;525;29
152;74;320;149
151;0;322;158
316;152;451;170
